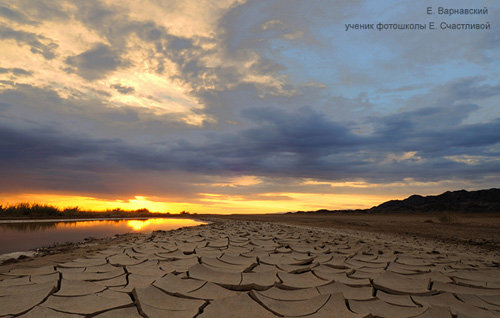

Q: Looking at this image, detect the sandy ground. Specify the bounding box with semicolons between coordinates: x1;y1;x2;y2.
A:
0;216;499;317
0;233;144;273
202;213;500;254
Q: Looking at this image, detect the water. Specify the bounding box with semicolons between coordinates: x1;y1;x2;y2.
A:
0;218;207;254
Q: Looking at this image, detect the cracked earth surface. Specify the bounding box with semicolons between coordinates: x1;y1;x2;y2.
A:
0;221;499;317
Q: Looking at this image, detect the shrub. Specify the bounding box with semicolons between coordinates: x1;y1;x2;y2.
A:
1;203;60;216
64;206;80;213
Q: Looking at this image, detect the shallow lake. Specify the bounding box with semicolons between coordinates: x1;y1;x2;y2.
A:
0;218;207;255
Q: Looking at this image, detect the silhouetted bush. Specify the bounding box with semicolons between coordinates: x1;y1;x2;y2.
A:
63;206;80;213
0;202;172;219
1;203;60;217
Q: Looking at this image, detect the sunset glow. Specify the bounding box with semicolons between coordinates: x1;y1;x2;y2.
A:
0;191;395;214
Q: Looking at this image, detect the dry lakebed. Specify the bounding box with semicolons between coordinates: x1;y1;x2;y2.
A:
0;218;499;317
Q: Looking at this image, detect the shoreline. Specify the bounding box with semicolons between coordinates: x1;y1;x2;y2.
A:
0;218;210;265
3;210;499;255
2;215;498;271
0;221;213;271
0;214;197;221
0;215;209;224
0;216;161;223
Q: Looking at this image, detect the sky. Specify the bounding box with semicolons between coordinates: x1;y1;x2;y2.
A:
0;0;499;214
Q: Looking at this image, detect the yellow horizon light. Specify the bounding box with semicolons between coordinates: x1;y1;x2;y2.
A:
0;191;399;215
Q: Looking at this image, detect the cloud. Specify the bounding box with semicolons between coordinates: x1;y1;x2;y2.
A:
0;25;58;59
0;4;39;25
110;83;135;94
2;82;498;193
381;152;422;165
445;155;500;166
0;67;32;76
65;43;128;80
241;106;360;153
13;0;70;21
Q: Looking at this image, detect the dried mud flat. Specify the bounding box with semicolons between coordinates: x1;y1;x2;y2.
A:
1;220;499;317
210;213;500;253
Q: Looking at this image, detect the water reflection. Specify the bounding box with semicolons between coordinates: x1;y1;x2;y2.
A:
0;218;206;255
0;222;59;232
125;218;202;231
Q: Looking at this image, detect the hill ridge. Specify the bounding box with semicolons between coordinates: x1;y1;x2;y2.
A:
369;188;500;213
290;188;500;214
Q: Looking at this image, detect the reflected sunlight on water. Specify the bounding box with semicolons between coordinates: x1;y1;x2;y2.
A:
125;218;202;231
0;218;206;255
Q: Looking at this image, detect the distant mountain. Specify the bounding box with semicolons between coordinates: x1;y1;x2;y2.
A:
369;188;500;213
288;188;500;214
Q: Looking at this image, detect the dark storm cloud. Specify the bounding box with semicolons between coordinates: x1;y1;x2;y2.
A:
0;125;113;168
65;43;128;80
373;104;479;141
0;25;57;59
1;88;498;197
2;77;500;185
219;106;498;181
241;106;361;153
1;62;499;198
0;123;125;195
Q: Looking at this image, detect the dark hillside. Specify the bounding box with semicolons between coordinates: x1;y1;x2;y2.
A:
369;188;500;213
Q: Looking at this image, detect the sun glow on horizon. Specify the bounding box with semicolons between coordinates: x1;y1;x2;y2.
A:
0;190;398;215
0;193;173;213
